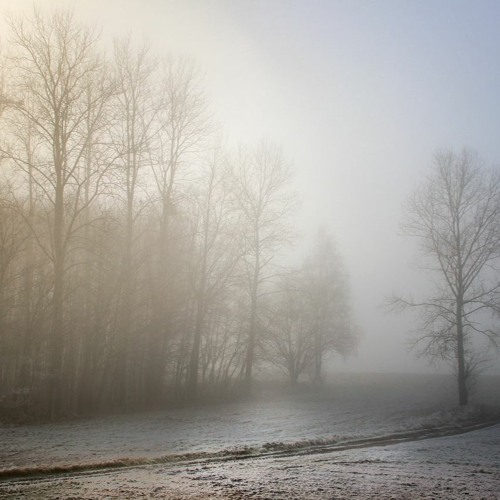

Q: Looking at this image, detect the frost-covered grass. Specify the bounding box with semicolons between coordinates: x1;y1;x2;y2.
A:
0;372;499;477
1;373;500;499
1;419;499;498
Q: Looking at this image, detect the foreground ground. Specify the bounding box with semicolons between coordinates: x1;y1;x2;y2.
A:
1;373;499;498
1;422;499;499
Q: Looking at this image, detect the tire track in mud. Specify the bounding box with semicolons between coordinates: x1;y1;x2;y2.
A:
1;418;499;484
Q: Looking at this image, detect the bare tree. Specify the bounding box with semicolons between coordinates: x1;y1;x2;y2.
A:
0;189;26;386
4;8;114;416
108;36;157;408
263;231;357;385
394;149;500;406
185;147;241;397
228;142;297;390
303;229;357;383
152;56;210;250
262;271;314;385
146;56;211;402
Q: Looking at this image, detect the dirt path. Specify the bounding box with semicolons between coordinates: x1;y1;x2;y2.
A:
1;415;499;480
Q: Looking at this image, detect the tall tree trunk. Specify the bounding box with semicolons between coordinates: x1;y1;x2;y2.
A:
145;197;171;404
456;299;468;406
115;198;134;409
50;183;65;417
187;293;204;398
20;159;35;390
313;325;323;384
244;265;259;390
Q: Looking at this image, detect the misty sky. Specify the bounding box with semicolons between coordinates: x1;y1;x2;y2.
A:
2;0;500;374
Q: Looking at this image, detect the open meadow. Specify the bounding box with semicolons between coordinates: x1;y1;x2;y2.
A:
1;373;499;498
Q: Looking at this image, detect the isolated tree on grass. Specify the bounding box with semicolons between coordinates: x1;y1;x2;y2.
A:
394;149;500;406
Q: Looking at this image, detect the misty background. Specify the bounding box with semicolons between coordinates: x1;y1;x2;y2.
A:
2;0;500;378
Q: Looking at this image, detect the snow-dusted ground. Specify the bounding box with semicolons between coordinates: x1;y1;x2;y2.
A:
0;373;499;498
2;416;500;498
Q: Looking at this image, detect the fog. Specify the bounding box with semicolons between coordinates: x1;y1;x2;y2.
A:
33;0;500;375
1;0;500;427
3;5;500;499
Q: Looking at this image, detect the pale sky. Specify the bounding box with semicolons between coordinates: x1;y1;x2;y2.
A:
2;0;500;374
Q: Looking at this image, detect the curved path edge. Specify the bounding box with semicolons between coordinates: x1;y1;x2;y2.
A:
1;417;500;482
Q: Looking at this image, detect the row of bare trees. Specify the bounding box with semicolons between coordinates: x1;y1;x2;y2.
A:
0;8;357;420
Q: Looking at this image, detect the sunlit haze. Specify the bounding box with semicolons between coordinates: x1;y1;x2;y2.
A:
2;0;500;377
3;3;500;498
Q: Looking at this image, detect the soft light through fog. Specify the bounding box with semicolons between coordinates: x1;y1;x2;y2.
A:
2;0;500;377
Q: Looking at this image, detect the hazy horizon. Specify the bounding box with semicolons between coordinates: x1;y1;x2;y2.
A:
2;0;500;376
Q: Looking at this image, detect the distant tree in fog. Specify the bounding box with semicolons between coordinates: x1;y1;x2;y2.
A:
394;149;500;406
264;231;357;385
263;271;314;385
303;230;357;383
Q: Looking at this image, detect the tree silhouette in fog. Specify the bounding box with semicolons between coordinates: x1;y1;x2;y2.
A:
394;149;500;406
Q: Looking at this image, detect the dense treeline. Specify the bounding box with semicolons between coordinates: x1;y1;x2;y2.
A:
0;8;357;420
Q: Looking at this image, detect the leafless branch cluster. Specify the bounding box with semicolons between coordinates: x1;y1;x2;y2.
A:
396;149;500;405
